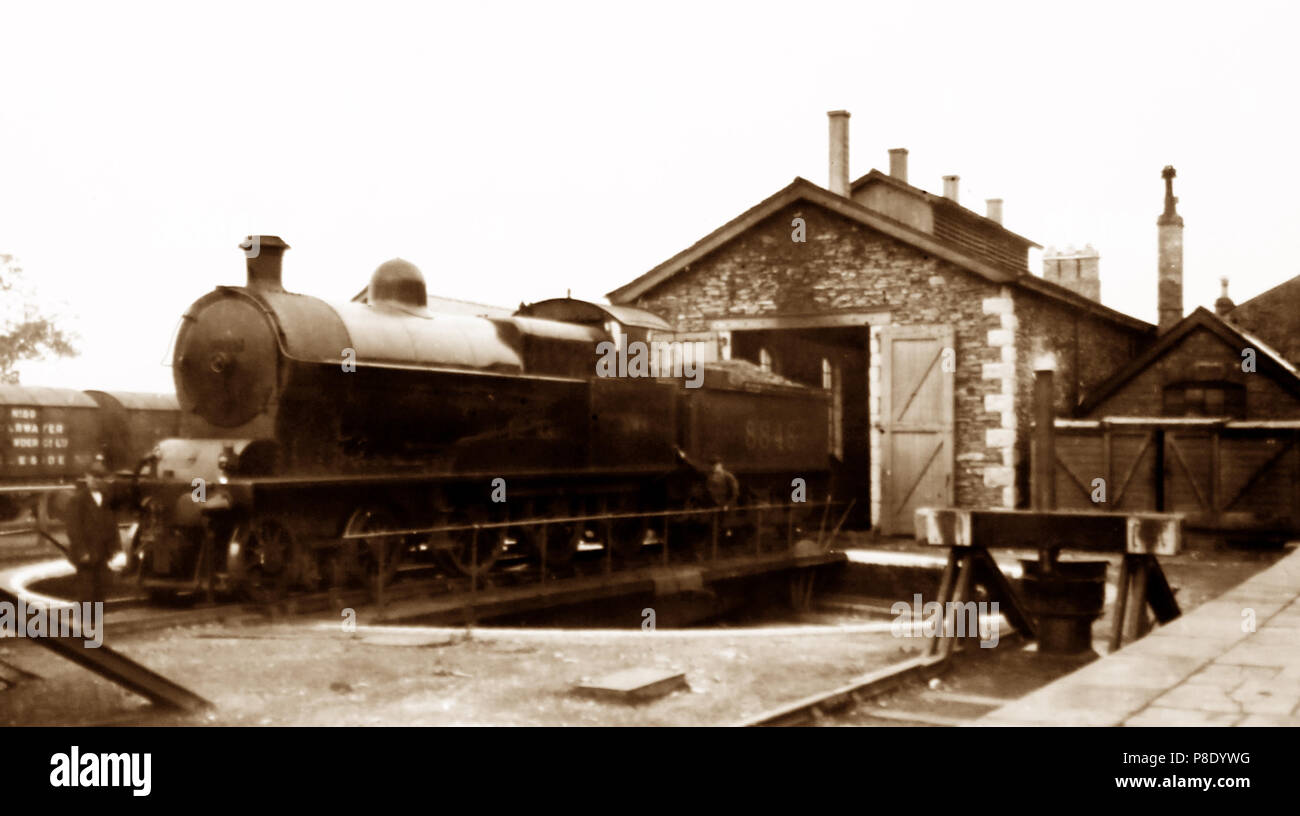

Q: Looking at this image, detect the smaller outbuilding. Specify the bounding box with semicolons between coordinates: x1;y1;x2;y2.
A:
1048;176;1300;538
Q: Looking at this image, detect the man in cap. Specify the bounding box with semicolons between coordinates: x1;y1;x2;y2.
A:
65;456;119;605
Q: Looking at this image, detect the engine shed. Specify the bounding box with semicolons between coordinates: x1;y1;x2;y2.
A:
606;111;1153;533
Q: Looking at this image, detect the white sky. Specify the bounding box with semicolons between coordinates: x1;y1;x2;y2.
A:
3;0;1298;392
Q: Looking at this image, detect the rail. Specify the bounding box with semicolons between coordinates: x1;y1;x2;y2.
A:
0;585;211;712
339;499;847;541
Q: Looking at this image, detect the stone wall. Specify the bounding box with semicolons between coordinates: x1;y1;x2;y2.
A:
624;197;1154;521
629;200;1013;517
1011;289;1149;504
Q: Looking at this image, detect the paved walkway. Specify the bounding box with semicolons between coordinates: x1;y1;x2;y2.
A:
975;546;1300;726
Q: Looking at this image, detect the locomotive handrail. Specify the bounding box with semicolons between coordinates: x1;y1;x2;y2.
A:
339;499;845;540
0;484;76;494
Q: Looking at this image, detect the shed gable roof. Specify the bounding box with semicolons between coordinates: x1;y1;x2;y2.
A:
1227;273;1300;367
1076;306;1300;415
607;177;1151;333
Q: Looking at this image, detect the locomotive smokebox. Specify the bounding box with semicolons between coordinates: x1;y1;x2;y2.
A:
239;235;290;292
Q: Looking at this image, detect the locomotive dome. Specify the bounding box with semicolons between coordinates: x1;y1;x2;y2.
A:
368;258;428;309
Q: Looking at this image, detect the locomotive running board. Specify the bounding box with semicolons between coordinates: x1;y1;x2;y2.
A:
0;587;212;713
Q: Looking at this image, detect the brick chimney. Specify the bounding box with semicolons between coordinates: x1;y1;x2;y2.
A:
1157;165;1184;333
1043;244;1101;301
889;148;908;183
827;110;850;197
985;198;1003;225
942;175;959;203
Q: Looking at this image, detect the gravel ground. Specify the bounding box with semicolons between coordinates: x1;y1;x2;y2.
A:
0;614;920;726
2;533;1290;727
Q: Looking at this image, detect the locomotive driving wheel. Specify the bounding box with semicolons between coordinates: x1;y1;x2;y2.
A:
430;509;507;580
532;499;583;569
606;497;649;561
340;505;404;589
239;517;319;603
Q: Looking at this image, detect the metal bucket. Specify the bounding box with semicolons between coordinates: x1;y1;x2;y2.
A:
1018;559;1108;654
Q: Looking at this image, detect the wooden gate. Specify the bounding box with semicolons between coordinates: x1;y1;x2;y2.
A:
880;325;954;534
1052;423;1159;512
1050;419;1300;534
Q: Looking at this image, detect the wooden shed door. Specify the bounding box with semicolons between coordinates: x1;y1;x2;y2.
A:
880;325;954;535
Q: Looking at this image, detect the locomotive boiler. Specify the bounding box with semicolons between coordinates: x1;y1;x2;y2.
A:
118;236;833;600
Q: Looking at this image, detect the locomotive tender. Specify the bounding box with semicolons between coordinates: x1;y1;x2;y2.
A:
120;236;833;599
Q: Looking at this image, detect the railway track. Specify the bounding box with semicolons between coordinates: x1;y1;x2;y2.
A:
738;630;1099;726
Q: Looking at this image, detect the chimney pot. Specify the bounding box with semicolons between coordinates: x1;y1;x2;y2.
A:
827;111;850;197
888;148;908;183
240;235;289;291
986;198;1004;224
943;175;960;203
1215;276;1235;318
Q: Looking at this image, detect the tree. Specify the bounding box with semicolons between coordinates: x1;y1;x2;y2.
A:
1;253;77;383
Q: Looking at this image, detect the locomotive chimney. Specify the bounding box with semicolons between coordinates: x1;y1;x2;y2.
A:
827;110;850;197
240;235;290;292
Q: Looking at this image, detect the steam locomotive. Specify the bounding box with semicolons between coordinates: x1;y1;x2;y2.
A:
111;236;833;600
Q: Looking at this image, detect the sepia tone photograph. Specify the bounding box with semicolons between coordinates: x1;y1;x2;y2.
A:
0;0;1294;787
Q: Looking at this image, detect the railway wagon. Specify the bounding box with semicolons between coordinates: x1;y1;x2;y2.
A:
86;391;182;472
0;386;180;520
0;386;100;483
113;236;832;601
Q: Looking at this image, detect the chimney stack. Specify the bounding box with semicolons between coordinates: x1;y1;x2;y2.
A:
240;235;289;292
1043;244;1101;302
986;198;1004;225
827;110;850;197
888;148;909;183
1215;277;1235;318
1157;166;1184;333
943;175;960;203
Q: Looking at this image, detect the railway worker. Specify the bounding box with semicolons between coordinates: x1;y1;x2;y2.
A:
706;459;740;508
65;460;118;605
